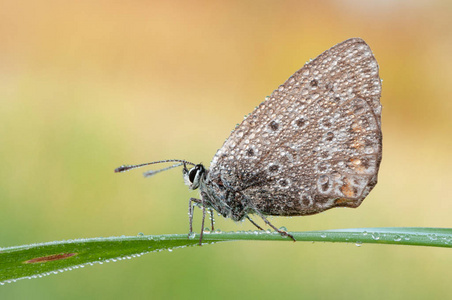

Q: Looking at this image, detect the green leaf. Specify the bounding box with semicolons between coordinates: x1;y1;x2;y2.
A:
1;227;450;285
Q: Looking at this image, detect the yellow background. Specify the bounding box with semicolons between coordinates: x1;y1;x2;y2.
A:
1;0;450;299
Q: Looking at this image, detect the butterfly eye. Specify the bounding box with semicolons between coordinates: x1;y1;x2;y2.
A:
188;168;197;183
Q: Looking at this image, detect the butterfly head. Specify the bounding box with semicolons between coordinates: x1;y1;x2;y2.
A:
183;163;206;190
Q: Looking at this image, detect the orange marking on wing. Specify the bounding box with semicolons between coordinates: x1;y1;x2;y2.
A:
335;198;351;205
351;139;365;149
350;158;365;173
340;179;355;198
351;122;364;133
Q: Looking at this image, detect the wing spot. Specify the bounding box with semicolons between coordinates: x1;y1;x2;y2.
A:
269;121;279;131
268;164;280;173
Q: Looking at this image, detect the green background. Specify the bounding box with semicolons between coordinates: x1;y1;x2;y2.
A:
1;0;450;299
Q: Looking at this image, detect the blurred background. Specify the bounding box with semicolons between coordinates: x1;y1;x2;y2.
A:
0;0;450;299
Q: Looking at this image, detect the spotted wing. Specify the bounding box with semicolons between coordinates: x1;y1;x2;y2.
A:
208;38;382;216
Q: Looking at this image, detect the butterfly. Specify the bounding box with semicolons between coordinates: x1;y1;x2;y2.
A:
116;38;382;244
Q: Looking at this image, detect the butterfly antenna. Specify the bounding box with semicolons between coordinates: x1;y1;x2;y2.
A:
143;162;184;178
114;159;196;173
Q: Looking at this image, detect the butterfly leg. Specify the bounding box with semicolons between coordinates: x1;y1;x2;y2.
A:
246;215;264;231
253;211;296;242
188;197;202;239
209;209;215;231
199;201;206;246
188;197;209;245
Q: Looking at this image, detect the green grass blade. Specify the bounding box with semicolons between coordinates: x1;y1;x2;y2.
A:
1;227;450;285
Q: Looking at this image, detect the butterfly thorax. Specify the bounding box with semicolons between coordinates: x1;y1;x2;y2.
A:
183;163;249;221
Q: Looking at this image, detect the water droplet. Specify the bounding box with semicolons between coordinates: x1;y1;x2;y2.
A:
393;235;402;242
188;232;196;239
320;233;327;238
137;232;144;236
364;146;374;154
352;158;361;165
371;232;380;240
355;241;363;247
318;175;329;184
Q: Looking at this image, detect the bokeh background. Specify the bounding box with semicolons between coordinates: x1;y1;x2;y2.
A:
1;0;451;299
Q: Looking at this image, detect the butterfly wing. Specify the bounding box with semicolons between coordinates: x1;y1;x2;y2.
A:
208;38;382;216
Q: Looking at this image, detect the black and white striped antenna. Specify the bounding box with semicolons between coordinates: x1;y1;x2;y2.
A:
114;159;196;177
